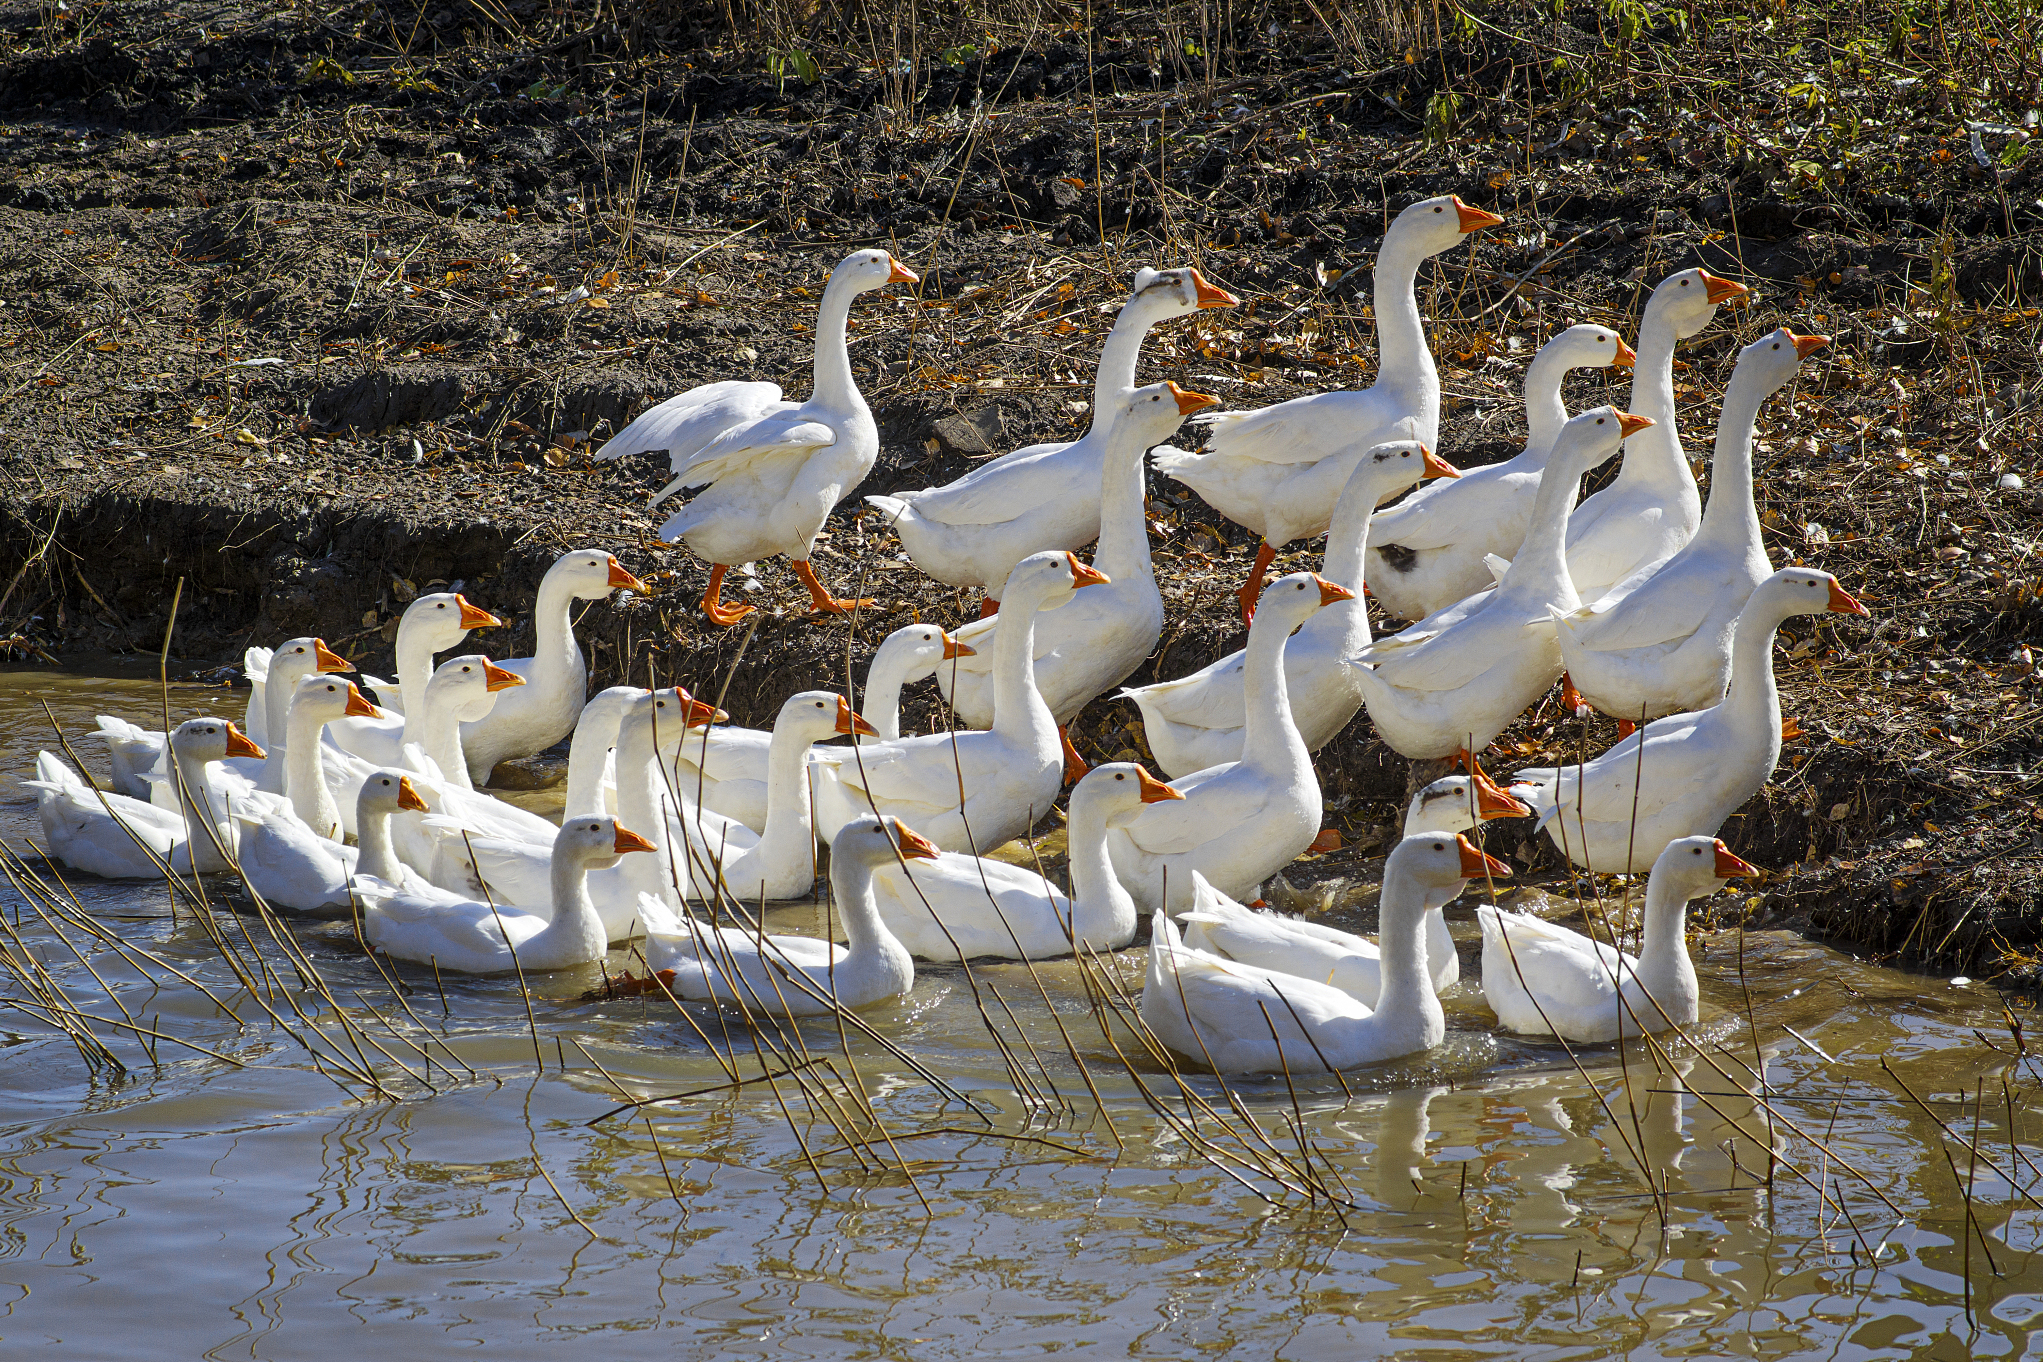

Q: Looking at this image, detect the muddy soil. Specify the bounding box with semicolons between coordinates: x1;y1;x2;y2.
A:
1;0;2038;974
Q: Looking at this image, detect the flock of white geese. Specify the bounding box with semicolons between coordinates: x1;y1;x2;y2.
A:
28;194;1873;1072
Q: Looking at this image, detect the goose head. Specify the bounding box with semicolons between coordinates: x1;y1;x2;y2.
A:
1128;265;1239;319
1541;323;1637;372
829;248;919;295
1752;566;1870;626
552;815;657;872
837;813;941;871
550;548;651;602
357;770;431;818
1653;834;1758;900
1388;831;1513;916
1389;194;1506;258
1249;570;1354;632
1549;405;1652;479
1073;761;1185;827
292;673;382;726
1120;380;1219;447
403;592;502;650
170;716;264;765
776;690;877;744
1348;438;1460;505
1649;267;1750;340
1734;326;1830;398
268;636;351;691
426;654;524;723
999;550;1112;614
1406;769;1532;836
872;623;973;685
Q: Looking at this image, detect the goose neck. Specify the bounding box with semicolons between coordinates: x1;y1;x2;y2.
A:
1689;370;1771;552
1372;868;1445;1028
988;587;1058;750
392;625;443;720
1370;240;1440;415
356;802;403;882
1612;310;1686;491
1238;606;1312;780
536;850;609;963
1635;878;1698;1004
1498;446;1589;610
1522;349;1576;457
565;692;637;818
1089;301;1163;411
860;660;911;742
1722;596;1789;737
755;717;819;868
810;273;865;413
833;852;914;984
171;746;233;869
1066;797;1136;944
527;571;587;689
1090;422;1157;585
283;704;341;838
414;688;473;790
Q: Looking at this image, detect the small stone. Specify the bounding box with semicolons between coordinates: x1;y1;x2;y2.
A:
2002;472;2026;489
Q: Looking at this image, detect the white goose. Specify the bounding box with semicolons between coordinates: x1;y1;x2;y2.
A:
1180;769;1530;1004
1366;324;1636;621
671;622;969;831
1105;571;1351;914
326;592;504;761
359;817;657;974
597;249;917;624
1121;438;1456;778
1479;835;1756;1042
1156;195;1505;619
1345;408;1646;760
457;549;650;783
28;719;259;879
868;266;1236;608
935;382;1217;737
1511;567;1869;872
233;770;460;915
1562;268;1749;601
1141;835;1510;1074
808;552;1106;853
644;814;929;1016
1556;329;1829;723
868;762;1184;961
97;636;348;799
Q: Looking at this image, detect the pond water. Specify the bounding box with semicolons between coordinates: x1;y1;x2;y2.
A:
2;667;2040;1359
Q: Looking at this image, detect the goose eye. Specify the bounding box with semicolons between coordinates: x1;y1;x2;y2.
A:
1596;417;1605;424
1433;205;1442;212
1433;841;1445;850
1772;343;1780;350
1680;278;1690;285
1115;773;1125;780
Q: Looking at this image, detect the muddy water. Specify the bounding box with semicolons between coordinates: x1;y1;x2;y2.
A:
3;668;2041;1358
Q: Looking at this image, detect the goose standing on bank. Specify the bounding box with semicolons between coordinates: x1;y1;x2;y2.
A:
1346;408;1648;760
1156;195;1505;619
456;548;649;784
1122;439;1457;778
596;249;917;623
1180;769;1530;1004
1556;329;1829;723
644;814;930;1016
870;266;1237;611
1511;567;1869;871
935;382;1218;738
1105;572;1352;914
1141;835;1510;1074
1479;835;1756;1042
1561;268;1749;600
809;552;1107;852
1366;324;1636;621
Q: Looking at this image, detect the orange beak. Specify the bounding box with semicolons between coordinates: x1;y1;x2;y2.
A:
892;822;942;861
674;687;727;726
1168;381;1221;416
1136;767;1187;803
606;557;651;593
1700;270;1750;305
1066;553;1111;589
1453;197;1505;233
1791;332;1831;359
223;723;265;760
940;633;975;660
396;776;429;813
343;683;382;719
613;824;659;855
1190;269;1239;308
1713;841;1759;879
1457;833;1513;879
1420;446;1461;480
1827;580;1870;616
1615;411;1655;440
482;661;524;692
1312;573;1357;606
887;257;920;285
455;595;502;630
1612;336;1638;368
312;639;350;673
836;695;880;737
1470;763;1533;819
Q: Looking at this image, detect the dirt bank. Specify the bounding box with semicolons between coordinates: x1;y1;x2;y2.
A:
1;0;2037;974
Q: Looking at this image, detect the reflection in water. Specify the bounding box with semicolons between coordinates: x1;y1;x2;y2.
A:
3;668;2043;1356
